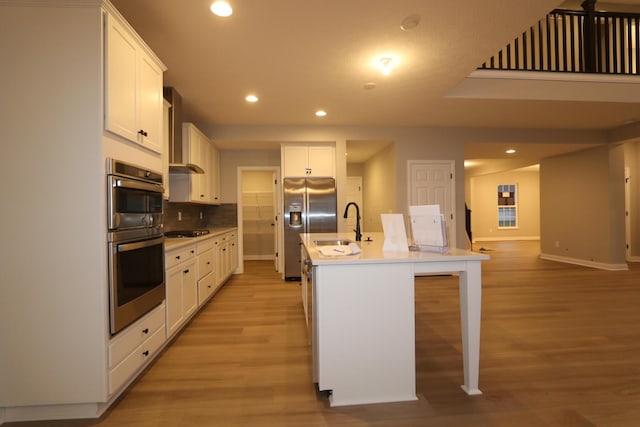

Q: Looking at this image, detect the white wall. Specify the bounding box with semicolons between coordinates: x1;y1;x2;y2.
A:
217;150;281;203
470;167;540;241
362;144;396;231
540;144;626;268
204;125;612;249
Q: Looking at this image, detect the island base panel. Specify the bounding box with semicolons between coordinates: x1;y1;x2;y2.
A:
315;263;417;406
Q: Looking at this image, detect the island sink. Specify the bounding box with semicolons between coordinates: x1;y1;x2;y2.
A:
313;239;353;246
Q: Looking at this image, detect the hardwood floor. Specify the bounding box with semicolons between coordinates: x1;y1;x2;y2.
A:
9;241;640;426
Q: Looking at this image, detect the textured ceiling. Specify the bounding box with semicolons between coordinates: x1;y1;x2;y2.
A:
111;0;640;167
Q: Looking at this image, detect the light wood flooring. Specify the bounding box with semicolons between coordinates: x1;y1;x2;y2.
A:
9;241;640;426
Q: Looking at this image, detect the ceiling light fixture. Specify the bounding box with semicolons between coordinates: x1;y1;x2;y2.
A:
210;1;232;17
363;82;377;90
245;94;258;103
315;110;327;117
505;149;516;154
400;14;421;31
378;57;394;75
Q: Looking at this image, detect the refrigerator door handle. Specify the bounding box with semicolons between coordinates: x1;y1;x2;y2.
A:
304;187;309;232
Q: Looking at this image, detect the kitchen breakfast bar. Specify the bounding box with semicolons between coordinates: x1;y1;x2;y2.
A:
300;232;490;407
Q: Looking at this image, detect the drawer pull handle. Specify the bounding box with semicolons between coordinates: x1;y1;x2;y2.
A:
142;350;149;357
142;328;149;334
183;269;190;274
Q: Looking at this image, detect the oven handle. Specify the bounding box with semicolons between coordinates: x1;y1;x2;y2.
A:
117;236;164;252
113;177;163;194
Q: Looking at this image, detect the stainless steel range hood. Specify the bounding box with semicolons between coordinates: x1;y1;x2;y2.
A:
163;87;204;174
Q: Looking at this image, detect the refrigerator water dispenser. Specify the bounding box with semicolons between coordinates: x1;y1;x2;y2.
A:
289;204;302;226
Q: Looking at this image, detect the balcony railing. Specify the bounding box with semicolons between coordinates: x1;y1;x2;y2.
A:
481;8;640;75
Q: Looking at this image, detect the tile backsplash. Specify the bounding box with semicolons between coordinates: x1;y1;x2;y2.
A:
164;201;237;231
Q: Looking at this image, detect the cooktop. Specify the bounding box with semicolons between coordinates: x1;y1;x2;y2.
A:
165;229;210;238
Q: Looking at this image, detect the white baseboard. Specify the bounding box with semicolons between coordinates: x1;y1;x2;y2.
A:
540;253;629;271
2;403;102;424
472;236;539;243
627;255;640;262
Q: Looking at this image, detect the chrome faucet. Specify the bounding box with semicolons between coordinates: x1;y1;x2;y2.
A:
343;202;362;241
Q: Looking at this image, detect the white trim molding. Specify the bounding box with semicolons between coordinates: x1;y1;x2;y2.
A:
540;253;629;271
473;236;539;242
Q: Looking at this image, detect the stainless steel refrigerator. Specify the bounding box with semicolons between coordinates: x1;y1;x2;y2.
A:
283;177;337;280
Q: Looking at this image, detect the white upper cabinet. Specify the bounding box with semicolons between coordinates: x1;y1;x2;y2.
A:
169;123;220;204
282;144;335;178
210;142;220;203
105;13;164;154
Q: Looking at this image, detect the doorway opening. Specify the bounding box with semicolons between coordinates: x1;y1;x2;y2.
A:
237;167;282;274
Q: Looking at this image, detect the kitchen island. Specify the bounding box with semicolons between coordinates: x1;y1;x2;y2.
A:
300;232;489;407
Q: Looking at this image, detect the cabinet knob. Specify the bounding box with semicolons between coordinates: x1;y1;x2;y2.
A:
183;269;190;274
142;328;149;334
138;129;148;137
142;350;149;357
176;255;181;260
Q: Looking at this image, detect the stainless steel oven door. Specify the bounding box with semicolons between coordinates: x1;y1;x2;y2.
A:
109;235;165;335
108;175;163;231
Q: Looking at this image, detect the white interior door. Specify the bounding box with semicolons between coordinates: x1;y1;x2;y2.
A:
408;160;455;247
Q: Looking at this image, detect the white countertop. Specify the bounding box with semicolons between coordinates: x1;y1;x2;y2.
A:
164;227;237;250
301;232;489;266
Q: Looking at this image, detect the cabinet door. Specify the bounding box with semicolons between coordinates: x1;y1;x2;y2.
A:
229;234;238;273
210;143;220;204
165;265;184;337
105;15;137;142
282;145;310;177
308;146;335;177
198;138;211;202
214;238;224;286
137;52;163;153
182;258;198;318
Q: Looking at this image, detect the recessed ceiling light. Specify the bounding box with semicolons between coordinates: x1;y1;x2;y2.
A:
378;57;394;75
506;149;516;154
245;94;259;103
363;82;377;90
400;14;421;31
210;1;232;17
315;110;327;117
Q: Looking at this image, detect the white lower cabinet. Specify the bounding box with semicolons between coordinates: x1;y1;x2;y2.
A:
214;230;239;287
198;270;217;304
197;239;216;304
108;303;166;394
165;244;197;337
165;230;239;338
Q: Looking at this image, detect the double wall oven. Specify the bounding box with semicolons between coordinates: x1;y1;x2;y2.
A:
107;159;165;335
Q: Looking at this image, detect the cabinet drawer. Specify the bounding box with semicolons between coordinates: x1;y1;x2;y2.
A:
198;248;214;279
109;303;166;368
165;245;196;269
109;326;166;394
197;238;214;254
198;271;216;305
